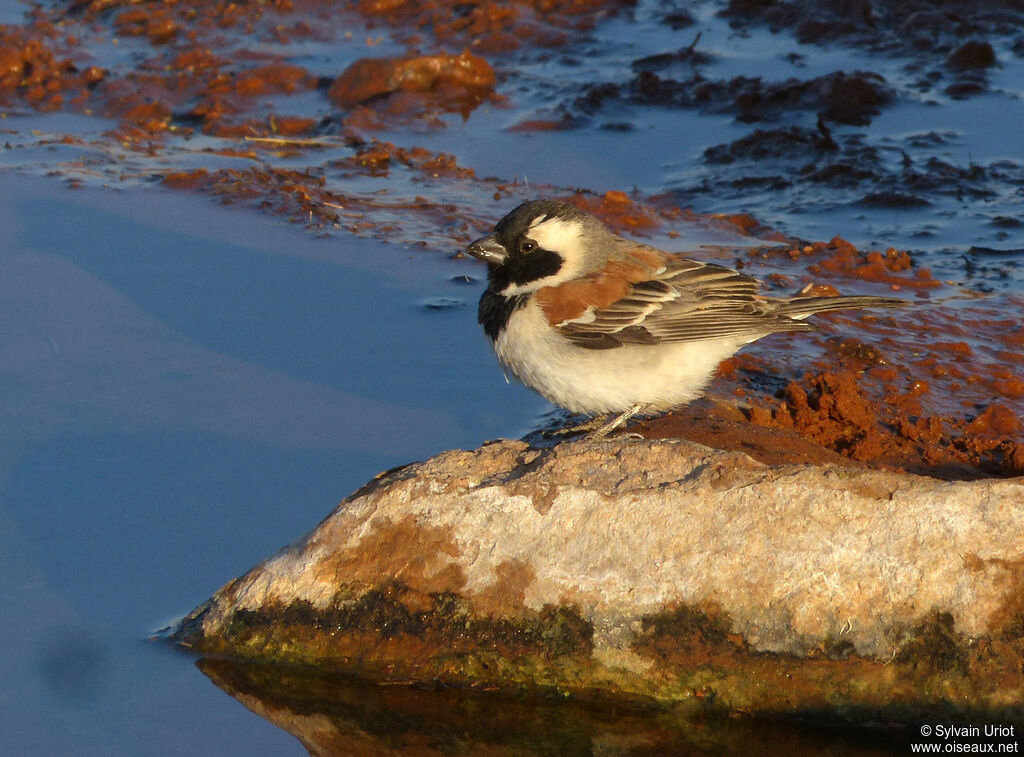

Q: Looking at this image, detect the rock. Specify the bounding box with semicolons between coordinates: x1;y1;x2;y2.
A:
174;437;1024;724
945;40;997;71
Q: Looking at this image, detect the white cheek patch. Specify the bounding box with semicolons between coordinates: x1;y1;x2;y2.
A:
528;217;584;272
498;216;586;296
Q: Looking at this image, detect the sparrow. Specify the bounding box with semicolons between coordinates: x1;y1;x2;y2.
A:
465;199;905;435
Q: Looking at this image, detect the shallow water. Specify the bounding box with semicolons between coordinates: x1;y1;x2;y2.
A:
0;176;544;755
1;0;1022;753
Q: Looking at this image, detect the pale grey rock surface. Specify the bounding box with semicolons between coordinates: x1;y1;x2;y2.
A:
177;437;1024;719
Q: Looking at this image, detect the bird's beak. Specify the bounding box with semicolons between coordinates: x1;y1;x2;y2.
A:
465;234;507;265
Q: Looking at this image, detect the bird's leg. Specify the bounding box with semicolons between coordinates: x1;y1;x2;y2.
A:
588;404;644;439
545;414;609;437
544;405;645;440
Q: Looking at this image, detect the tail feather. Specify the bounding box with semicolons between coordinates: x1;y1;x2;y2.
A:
776;295;907;320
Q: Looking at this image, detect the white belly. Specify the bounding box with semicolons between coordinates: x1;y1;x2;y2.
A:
493;302;754;415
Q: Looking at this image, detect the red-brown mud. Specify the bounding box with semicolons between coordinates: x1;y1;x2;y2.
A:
1;0;1020;481
0;25;104;111
0;0;629;136
642;372;1024;481
329;51;496;107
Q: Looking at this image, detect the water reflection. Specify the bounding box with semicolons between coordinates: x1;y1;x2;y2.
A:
197;658;912;757
37;627;107;703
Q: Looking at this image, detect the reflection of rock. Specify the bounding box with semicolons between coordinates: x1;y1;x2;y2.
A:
198;657;911;756
176;438;1024;724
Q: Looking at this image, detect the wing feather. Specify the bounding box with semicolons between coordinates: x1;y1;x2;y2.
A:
554;254;811;349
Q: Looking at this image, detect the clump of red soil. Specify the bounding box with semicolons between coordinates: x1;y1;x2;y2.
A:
0;27;104;111
711;212;791;243
753;235;940;291
562;190;676;234
334;139;477;179
768;370;1024;478
806;236;940;290
113;7;180;43
641;373;1024;481
328;51;498;126
656;368;1024;480
329;51;495;107
637;399;859;469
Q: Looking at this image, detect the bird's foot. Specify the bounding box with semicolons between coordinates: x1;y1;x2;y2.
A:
584;404;644;440
531;405;646;443
542;415;607;438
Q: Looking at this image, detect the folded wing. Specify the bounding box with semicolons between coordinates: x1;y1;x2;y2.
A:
554;251;901;350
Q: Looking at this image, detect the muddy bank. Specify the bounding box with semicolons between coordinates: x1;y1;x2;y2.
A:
1;0;619;137
4;0;1020;478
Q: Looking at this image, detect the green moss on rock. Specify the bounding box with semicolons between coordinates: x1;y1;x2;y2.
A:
178;586;1024;725
894;611;969;676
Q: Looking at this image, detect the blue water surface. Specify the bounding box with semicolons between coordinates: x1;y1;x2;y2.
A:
0;176;542;756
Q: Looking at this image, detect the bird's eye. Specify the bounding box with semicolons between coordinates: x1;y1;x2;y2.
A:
520;240;536;253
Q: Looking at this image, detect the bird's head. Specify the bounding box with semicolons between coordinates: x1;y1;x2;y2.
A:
465;200;614;295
